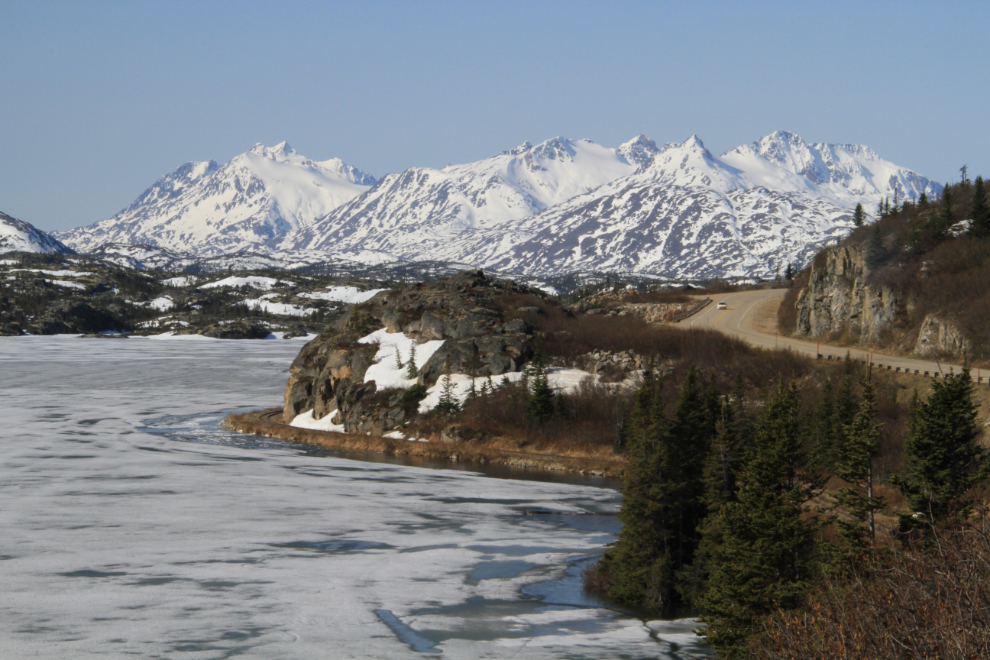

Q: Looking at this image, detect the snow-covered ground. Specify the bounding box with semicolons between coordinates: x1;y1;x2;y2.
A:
297;285;386;303
199;275;283;290
0;335;706;658
244;296;317;316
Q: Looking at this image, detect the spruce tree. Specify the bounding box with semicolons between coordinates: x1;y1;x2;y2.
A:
834;367;884;549
892;368;986;524
699;381;820;658
865;222;885;268
406;344;418;379
680;375;749;603
394;346;404;370
811;376;837;471
433;354;460;415
599;365;670;609
931;184;954;240
919;191;929;206
968;175;990;238
853;202;865;228
600;365;713;613
526;350;554;422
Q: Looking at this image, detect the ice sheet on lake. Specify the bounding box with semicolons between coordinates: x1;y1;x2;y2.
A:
0;335;703;658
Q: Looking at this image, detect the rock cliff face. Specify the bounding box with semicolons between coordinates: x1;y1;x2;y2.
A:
283;270;540;433
913;314;971;358
794;244;900;344
792;243;971;359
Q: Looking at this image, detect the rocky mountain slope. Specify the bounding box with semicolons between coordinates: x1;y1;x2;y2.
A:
279;131;943;280
1;211;73;254
282;136;659;259
782;178;988;361
0;252;384;337
55;142;375;254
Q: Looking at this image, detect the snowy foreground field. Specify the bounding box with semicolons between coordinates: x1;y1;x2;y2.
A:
0;336;706;658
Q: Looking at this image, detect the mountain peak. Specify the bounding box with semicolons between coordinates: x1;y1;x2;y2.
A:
249;142;295;160
683;134;706;150
618;134;660;167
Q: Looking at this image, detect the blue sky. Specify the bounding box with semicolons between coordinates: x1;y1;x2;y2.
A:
2;0;987;232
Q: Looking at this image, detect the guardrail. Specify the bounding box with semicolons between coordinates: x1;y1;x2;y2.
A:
672;297;712;323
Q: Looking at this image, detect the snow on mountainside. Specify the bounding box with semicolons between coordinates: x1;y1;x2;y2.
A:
53;131;942;281
0;211;73;254
414;134;943;279
55;142;375;255
720;130;940;204
281;135;659;257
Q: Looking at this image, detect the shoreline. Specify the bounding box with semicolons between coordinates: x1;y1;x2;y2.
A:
223;408;628;479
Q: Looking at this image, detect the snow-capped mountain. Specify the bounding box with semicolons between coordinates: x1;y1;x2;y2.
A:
440;134;941;279
56;142;375;254
53;131;941;281
720;130;939;204
281;135;660;257
0;211;73;254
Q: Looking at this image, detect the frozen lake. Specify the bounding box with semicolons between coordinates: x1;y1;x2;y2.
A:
0;336;707;658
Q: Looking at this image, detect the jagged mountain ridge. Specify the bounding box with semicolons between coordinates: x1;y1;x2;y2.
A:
55;131;941;280
282;135;660;259
55;142;376;255
0;211;73;254
288;132;941;279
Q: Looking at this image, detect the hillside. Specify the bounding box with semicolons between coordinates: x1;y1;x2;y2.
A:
779;177;990;363
0;252;385;338
0;211;73;255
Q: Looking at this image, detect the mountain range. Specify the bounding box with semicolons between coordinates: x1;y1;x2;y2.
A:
47;131;942;280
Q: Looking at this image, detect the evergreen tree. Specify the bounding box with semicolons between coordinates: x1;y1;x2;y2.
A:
919;191;929;207
433;354;460;415
599;366;713;612
931;184;954;240
811;376;837;471
680;376;749;603
833;367;884;550
852;202;865;228
699;381;820;658
865;222;885;268
829;354;858;464
525;349;554;422
394;346;404;370
784;262;794;281
968;175;990;238
406;344;418;379
892;367;986;524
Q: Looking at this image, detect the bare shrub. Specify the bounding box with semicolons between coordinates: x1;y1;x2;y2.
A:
754;516;990;659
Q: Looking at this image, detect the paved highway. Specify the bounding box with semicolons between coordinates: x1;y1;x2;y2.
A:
682;289;978;381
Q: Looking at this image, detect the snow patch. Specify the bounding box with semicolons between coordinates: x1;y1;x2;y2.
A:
200;276;281;290
297;286;387;304
358;328;447;389
290;409;346;432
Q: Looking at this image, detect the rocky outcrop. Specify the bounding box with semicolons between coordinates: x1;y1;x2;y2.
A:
283;270;542;434
26;300;125;335
794;244;899;344
914;315;971;358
